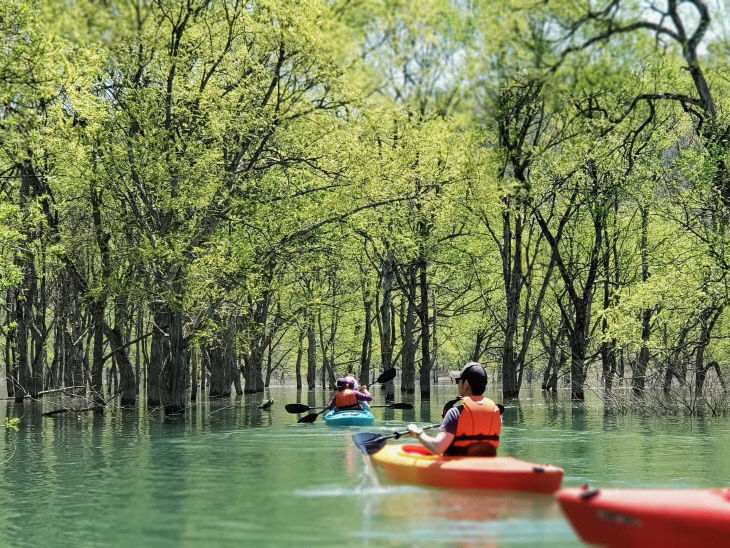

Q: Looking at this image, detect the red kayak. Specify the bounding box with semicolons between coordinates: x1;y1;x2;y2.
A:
557;485;730;547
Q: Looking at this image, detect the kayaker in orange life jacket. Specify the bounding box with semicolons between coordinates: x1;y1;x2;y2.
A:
407;362;501;456
327;378;372;411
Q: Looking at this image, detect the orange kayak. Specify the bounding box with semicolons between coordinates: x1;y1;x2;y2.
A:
369;444;563;493
557;486;730;547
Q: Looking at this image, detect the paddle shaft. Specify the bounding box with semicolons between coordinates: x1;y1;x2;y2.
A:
381;423;442;442
351;423;442;455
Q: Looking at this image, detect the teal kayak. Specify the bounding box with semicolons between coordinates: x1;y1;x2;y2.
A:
324;408;375;426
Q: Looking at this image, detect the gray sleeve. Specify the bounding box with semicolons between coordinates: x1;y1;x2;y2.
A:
439;407;460;435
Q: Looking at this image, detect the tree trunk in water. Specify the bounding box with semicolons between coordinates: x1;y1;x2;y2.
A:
265;304;281;388
663;322;692;397
233;354;243;396
49;330;60;390
695;343;707;406
306;316;316;390
136;303;145;395
568;303;590;401
107;359;117;395
633;312;651;395
601;222;617;391
33;246;46;395
265;332;273;388
400;267;417;394
160;305;188;413
418;256;431;398
208;346;231;397
105;298;136;405
328;318;337;390
634;206;652;396
431;291;438;382
208;317;236;397
317;309;337;390
695;307;723;402
200;351;207;397
295;329;304;389
207;347;223;397
601;339;617;392
190;347;198;402
17;164;45;399
14;284;29;402
242;349;265;393
359;301;372;387
379;252;395;401
50;279;70;389
14;200;41;401
317;310;326;390
148;307;164;407
542;358;557;392
240;314;266;395
533;161;604;402
552;346;566;392
90;299;105;404
240;290;271;393
540;319;563;393
5;289;15;399
502;210;522;399
231;354;243;396
149;301;189;413
65;278;87;395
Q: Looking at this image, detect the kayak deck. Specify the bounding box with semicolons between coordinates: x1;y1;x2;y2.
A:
370;444;563;493
557;486;730;547
324;408;374;426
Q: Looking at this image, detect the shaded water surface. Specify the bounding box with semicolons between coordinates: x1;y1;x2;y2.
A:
1;384;729;547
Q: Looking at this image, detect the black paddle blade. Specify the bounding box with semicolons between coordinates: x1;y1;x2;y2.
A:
297;412;320;423
352;432;388;455
285;403;311;413
374;367;397;384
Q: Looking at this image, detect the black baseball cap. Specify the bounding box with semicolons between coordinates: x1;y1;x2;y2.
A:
449;362;487;384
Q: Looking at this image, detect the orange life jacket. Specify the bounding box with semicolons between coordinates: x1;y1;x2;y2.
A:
448;396;501;455
334;389;359;409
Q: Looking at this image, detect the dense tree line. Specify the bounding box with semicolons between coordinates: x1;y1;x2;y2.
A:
1;0;728;415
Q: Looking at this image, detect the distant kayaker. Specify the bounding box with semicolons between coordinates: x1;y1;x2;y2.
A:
328;377;372;411
407;362;501;456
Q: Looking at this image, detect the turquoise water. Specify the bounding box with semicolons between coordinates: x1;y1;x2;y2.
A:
1;383;728;547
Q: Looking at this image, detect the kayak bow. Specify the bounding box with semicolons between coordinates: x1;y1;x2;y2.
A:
557;485;730;547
